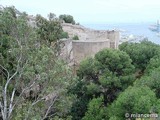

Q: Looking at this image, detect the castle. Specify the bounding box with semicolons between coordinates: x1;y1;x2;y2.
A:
60;23;120;66
26;16;120;66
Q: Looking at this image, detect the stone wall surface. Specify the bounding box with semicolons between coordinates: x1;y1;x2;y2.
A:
60;23;120;65
72;40;110;64
60;39;73;64
62;23;88;40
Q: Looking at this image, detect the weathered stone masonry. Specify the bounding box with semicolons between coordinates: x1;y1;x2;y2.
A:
60;23;120;66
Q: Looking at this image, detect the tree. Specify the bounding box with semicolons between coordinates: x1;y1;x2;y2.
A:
70;97;89;120
0;6;76;120
134;67;160;98
78;49;135;87
59;14;75;24
48;13;56;21
69;58;99;120
145;54;160;74
70;49;135;119
95;49;135;85
119;40;160;73
108;86;159;120
36;14;63;46
77;58;99;80
95;49;135;103
82;96;108;120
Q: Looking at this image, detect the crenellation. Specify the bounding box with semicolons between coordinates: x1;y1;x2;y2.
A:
60;23;120;66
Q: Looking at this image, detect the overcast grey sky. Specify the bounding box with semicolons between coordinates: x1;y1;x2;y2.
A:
1;0;160;23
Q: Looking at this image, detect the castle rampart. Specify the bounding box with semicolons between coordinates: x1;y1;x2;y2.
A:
60;23;120;65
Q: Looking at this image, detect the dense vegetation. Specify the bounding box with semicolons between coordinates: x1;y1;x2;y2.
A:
69;41;160;120
1;6;160;120
0;6;76;120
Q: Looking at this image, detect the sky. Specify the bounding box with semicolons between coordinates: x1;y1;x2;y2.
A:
1;0;160;23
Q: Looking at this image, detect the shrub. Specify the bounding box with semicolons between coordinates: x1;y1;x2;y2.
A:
59;14;75;24
72;35;79;40
60;32;69;39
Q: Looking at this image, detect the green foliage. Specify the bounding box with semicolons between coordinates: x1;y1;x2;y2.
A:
71;42;160;120
16;46;76;119
145;54;160;74
99;71;121;88
52;116;72;120
68;79;91;120
72;35;79;40
13;101;44;120
59;14;75;24
0;6;34;89
36;14;63;46
95;49;135;89
119;40;160;72
108;86;158;120
77;57;99;80
70;97;89;120
86;82;101;95
82;96;108;120
0;6;76;120
48;13;56;20
2;6;160;120
60;32;69;39
155;99;160;113
95;49;135;75
70;49;135;119
134;67;160;98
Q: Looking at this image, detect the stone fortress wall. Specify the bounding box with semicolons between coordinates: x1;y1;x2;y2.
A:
26;16;120;65
60;23;120;65
72;40;110;64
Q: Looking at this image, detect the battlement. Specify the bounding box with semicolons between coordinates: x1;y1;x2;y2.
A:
62;23;119;48
61;23;120;65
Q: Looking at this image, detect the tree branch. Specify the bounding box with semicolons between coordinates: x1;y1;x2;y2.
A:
12;81;36;110
0;101;4;119
2;36;23;120
42;95;58;120
0;64;10;80
8;88;16;118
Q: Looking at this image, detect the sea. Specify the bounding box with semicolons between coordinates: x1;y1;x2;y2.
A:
82;22;160;44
